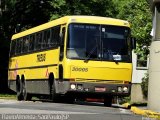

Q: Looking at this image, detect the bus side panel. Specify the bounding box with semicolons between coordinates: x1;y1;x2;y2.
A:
8;80;16;93
8;49;60;95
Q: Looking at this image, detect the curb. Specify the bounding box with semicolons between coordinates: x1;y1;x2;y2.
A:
122;103;160;119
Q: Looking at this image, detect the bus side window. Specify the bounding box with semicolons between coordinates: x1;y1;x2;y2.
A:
29;34;35;51
43;30;50;49
10;40;16;56
23;36;29;53
15;39;19;54
16;38;23;54
50;26;60;47
46;29;51;48
36;32;43;50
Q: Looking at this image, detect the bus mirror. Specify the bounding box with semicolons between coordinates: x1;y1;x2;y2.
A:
131;37;136;49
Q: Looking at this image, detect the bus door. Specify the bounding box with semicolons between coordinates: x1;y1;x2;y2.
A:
59;25;66;80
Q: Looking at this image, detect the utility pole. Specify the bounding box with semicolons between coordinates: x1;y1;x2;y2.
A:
148;0;160;112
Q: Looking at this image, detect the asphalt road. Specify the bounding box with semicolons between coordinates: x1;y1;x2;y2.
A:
0;99;143;120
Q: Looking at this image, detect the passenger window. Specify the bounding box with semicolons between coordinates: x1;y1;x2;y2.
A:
36;32;43;50
43;30;50;49
50;26;60;47
23;36;30;53
29;34;35;51
10;40;16;56
16;38;23;54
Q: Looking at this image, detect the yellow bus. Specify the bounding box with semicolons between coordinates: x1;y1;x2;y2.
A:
8;16;136;106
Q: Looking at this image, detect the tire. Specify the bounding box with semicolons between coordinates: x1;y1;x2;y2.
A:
104;96;113;107
21;75;32;101
49;73;59;102
16;75;23;101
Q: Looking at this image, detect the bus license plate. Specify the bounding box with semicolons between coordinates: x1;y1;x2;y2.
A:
95;87;106;92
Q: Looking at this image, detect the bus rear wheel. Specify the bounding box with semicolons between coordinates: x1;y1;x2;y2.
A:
16;75;23;101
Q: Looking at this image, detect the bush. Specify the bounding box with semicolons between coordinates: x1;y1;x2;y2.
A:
141;73;149;99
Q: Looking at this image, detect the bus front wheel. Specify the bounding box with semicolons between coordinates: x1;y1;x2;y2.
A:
49;73;59;102
104;96;113;107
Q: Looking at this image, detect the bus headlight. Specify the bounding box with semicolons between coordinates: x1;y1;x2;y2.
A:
70;84;76;90
123;87;128;93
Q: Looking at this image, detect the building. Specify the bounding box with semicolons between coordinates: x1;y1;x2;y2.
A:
131;51;149;103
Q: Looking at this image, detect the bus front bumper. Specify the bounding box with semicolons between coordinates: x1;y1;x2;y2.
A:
67;82;131;97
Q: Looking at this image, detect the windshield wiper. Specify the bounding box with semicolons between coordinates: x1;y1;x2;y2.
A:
84;38;100;63
84;44;98;63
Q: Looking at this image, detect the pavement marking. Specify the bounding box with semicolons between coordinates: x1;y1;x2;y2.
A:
0;108;99;114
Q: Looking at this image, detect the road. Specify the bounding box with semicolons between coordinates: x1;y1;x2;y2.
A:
0;99;143;120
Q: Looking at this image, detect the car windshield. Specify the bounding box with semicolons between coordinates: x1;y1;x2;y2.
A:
67;23;131;62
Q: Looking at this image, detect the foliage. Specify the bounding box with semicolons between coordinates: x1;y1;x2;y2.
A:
113;0;152;61
0;0;17;92
141;73;149;99
49;0;116;20
11;0;52;32
0;0;52;92
0;94;16;99
118;96;131;104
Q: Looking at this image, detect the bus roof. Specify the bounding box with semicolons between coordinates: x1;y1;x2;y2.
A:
11;15;130;40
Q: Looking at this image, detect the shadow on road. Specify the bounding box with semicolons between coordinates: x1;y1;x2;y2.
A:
31;98;125;109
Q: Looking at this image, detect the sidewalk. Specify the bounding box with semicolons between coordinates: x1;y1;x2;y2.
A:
0;99;18;104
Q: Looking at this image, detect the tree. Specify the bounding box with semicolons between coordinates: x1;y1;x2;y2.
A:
113;0;152;60
0;0;17;93
49;0;116;20
11;0;52;32
0;0;52;93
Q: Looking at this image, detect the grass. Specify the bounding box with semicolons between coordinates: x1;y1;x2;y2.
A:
0;94;16;100
0;94;41;101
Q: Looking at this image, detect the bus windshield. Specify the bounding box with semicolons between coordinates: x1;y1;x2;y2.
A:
67;23;131;62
